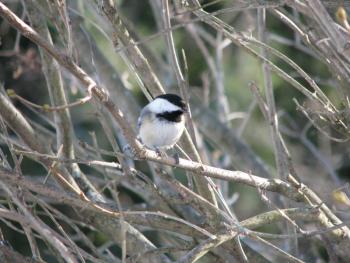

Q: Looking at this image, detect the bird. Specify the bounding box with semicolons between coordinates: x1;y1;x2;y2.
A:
137;93;187;154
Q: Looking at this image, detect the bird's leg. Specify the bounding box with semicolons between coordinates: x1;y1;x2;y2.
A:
155;147;167;158
172;152;180;165
155;148;179;164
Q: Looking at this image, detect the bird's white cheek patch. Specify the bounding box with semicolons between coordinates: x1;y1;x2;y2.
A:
148;98;181;113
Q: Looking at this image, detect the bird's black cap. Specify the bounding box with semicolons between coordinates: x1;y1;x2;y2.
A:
156;93;188;112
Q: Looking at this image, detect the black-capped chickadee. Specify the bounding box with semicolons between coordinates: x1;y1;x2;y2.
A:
137;94;187;152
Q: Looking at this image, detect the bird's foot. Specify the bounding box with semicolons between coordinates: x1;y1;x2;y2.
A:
155;147;168;158
173;152;180;164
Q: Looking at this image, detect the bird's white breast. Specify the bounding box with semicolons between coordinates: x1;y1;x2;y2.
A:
139;115;185;150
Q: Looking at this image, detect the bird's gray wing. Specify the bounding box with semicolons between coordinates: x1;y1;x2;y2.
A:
137;106;151;132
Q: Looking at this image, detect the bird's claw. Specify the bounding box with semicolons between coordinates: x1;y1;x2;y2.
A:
155;147;167;158
173;152;180;164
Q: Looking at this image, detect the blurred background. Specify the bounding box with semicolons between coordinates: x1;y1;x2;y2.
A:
0;0;350;262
